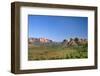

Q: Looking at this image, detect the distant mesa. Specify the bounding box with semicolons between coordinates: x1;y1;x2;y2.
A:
28;37;87;47
28;37;52;44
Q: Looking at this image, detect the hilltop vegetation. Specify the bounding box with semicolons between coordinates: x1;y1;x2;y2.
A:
28;37;88;60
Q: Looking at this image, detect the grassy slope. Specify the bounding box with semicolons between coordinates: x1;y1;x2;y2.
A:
28;44;88;60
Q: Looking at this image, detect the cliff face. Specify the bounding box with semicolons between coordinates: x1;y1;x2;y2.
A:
28;38;52;44
39;38;52;43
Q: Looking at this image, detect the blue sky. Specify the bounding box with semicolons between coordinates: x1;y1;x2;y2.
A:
28;15;88;42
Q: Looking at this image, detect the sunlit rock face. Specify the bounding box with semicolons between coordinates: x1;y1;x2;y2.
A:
39;38;52;43
28;38;52;44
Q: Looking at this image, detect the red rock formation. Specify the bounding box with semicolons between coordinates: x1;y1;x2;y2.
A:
28;37;52;44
